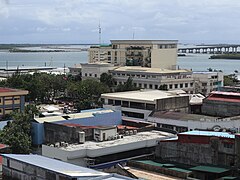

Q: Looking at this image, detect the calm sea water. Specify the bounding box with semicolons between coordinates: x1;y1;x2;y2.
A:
0;48;239;74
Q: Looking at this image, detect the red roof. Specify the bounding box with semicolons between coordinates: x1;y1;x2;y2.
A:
0;88;19;93
117;125;138;130
62;123;99;129
207;91;240;103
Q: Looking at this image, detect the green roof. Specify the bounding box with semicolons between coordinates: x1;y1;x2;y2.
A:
190;166;230;174
221;177;237;180
135;160;163;167
169;167;192;173
100;44;111;47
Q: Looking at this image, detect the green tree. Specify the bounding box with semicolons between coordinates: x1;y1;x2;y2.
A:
100;73;115;88
224;74;238;86
0;112;31;154
115;77;139;92
159;84;168;91
66;79;110;111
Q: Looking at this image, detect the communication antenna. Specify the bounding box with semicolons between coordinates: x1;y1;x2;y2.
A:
98;21;102;61
133;30;135;40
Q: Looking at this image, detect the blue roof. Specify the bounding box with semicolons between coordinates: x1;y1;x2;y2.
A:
180;131;235;139
1;154;107;178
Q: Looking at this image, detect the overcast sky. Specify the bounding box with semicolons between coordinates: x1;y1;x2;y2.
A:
1;0;240;44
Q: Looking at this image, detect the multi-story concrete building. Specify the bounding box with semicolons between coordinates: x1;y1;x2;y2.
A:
193;71;223;95
101;89;189;120
111;66;194;93
0;87;28;118
88;40;178;69
81;63;115;80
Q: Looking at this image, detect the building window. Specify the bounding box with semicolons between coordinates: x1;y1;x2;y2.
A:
134;83;137;87
149;84;153;89
175;84;178;88
95;74;97;77
190;83;193;87
85;73;87;77
141;75;145;78
155;85;158;89
224;143;233;149
139;83;142;88
180;84;183;88
185;83;188;88
108;99;114;105
108;51;111;55
169;84;173;89
202;83;207;86
144;84;147;88
89;73;92;77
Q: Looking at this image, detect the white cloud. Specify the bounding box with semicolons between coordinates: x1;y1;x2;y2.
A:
2;0;240;43
0;0;9;18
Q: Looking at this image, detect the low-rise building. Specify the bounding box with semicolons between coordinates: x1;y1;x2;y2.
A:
88;40;178;69
156;131;240;168
148;111;240;133
193;71;223;95
101;89;189;120
32;108;122;145
111;66;194;93
68;64;82;76
81;63;115;80
202;91;240;117
42;130;175;167
2;154;135;180
0;87;28;118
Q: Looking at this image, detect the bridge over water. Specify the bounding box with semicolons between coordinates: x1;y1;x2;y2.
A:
178;44;240;54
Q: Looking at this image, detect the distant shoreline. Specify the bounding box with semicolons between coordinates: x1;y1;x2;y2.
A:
9;49;69;53
209;54;240;60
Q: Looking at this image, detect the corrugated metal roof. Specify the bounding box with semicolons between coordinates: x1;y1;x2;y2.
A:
180;130;235;139
150;111;217;121
2;154;107;178
190;165;229;174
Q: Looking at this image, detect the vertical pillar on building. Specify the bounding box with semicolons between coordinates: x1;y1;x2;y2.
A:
20;96;25;112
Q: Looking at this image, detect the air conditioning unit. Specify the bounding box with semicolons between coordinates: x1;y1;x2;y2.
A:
55;142;60;147
78;132;85;144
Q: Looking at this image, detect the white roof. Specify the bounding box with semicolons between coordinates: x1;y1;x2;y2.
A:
43;131;175;159
112;66;190;74
101;90;186;103
34;109;114;123
43;105;59;112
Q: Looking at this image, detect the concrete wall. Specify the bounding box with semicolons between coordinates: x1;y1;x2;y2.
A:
156;96;189;111
44;122;93;144
156;137;236;167
151;48;177;69
202;100;240;117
